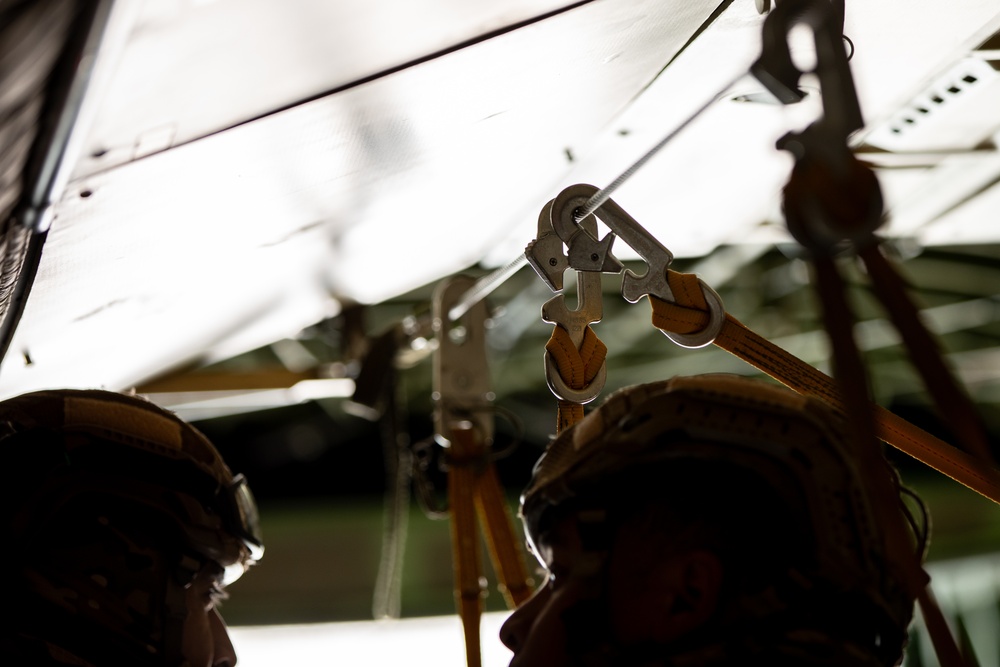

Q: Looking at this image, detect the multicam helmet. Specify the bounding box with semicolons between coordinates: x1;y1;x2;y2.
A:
2;389;263;665
521;374;921;666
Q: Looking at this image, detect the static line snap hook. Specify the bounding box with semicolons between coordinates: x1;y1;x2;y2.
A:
661;280;726;349
544;360;607;403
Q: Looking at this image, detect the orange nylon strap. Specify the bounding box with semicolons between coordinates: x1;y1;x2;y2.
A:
448;427;485;667
648;270;1000;507
545;324;608;433
474;462;534;607
447;426;533;667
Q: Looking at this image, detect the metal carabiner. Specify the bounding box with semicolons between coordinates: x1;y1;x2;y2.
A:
525;200;569;293
550;183;724;349
527;199;607;403
432;275;495;447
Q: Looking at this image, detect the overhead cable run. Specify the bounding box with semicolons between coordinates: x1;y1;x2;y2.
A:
447;70;745;323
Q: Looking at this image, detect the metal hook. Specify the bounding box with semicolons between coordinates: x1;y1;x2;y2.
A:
552;184;670;304
538;204;607;403
525;200;569;293
432;275;495;447
550;183;725;349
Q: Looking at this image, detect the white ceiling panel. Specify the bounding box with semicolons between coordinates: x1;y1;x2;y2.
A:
74;0;585;178
1;0;999;403
2;0;723;396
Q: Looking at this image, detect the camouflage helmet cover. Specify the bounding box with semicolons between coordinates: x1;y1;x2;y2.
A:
2;388;263;665
2;388;263;577
521;374;919;664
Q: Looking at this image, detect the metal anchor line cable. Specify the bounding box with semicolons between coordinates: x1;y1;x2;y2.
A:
572;71;745;222
447;71;746;323
447;253;529;323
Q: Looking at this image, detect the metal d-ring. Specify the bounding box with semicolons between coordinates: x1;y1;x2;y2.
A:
661;280;726;349
544;355;607;404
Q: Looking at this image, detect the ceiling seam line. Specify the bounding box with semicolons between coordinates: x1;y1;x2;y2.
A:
626;0;738;106
77;1;599;181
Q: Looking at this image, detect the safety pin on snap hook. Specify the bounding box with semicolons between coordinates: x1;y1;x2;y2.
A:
525;200;568;293
550;183;725;349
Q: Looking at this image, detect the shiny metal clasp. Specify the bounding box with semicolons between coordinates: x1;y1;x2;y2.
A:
533;201;607;403
550;184;724;349
525;201;569;293
432;275;494;447
526;200;607;403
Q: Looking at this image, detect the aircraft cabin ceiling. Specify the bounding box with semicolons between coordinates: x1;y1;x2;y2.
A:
1;0;999;451
3;0;1000;648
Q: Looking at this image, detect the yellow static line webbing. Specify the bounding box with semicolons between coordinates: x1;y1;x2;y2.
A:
474;463;534;608
447;426;534;667
545;324;608;433
448;427;484;667
648;269;1000;507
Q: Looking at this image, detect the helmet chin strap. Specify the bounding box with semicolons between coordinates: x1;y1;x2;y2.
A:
547;507;613;667
562;581;641;667
556;508;679;667
551;511;826;667
162;553;205;667
563;601;699;667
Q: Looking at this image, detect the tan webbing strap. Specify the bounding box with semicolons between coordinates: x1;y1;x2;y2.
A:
648;270;1000;507
448;427;485;667
545;324;608;434
918;586;968;667
474;462;534;608
447;425;534;667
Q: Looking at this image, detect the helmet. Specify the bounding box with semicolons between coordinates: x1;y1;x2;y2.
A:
521;374;921;666
2;389;263;666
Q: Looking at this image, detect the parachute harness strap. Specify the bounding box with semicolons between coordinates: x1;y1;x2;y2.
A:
443;424;533;667
757;2;977;658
